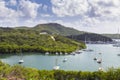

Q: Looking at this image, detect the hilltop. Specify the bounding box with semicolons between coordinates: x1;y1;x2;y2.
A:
15;23;113;42
32;23;85;36
15;23;85;36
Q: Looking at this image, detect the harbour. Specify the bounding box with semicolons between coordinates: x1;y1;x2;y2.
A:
1;44;120;71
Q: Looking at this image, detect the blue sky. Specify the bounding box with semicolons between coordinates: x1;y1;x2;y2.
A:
0;0;120;33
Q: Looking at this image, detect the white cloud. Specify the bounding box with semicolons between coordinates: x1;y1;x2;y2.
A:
51;0;120;19
42;5;48;11
41;14;51;17
50;0;120;34
0;0;42;27
0;0;120;34
89;0;120;18
20;19;50;27
51;0;89;17
9;0;17;6
19;0;40;19
0;0;19;26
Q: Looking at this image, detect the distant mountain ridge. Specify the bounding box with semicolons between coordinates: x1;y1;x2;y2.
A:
102;34;120;39
32;23;85;36
4;23;113;41
14;23;120;39
67;33;113;42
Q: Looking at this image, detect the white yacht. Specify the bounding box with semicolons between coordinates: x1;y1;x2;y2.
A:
98;67;103;71
113;43;120;47
18;59;24;64
53;59;60;70
75;50;82;54
53;66;60;70
18;50;24;64
63;58;67;62
83;49;93;52
113;28;120;47
45;52;49;55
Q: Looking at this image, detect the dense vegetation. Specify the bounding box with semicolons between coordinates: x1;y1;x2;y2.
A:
1;61;120;80
67;33;113;42
0;27;85;54
0;23;113;54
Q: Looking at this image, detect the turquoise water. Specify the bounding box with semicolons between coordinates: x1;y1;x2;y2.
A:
1;44;120;71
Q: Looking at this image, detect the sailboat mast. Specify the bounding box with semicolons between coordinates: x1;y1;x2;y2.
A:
55;59;58;66
85;34;86;44
117;27;119;40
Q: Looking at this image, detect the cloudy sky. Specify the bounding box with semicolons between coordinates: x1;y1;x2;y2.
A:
0;0;120;34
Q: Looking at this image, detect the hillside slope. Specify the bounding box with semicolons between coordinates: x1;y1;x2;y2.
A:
67;33;113;42
16;23;112;41
32;23;85;36
0;27;85;54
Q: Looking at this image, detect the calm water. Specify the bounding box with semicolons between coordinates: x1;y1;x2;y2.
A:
1;44;120;71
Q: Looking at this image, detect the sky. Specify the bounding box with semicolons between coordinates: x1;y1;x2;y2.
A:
0;0;120;34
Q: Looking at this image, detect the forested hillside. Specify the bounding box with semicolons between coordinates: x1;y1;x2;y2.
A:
67;33;113;42
0;27;85;54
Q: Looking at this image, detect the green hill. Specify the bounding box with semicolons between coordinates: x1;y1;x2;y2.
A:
32;23;85;36
15;23;85;36
15;23;112;42
0;27;85;54
67;33;113;42
27;23;113;41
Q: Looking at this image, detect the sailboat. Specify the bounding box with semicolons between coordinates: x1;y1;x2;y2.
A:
97;53;102;64
18;49;24;64
113;42;120;47
97;58;102;64
98;66;103;71
98;60;103;71
93;57;97;60
16;3;24;64
113;28;120;47
63;58;67;62
97;53;103;71
45;52;49;55
18;59;24;64
117;54;120;56
93;47;97;60
83;35;93;52
53;59;60;70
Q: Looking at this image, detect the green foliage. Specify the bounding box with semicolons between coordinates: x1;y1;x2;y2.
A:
67;33;113;42
33;23;85;36
38;70;54;80
0;27;86;54
1;61;120;80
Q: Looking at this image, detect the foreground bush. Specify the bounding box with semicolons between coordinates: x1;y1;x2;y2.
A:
0;61;120;80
